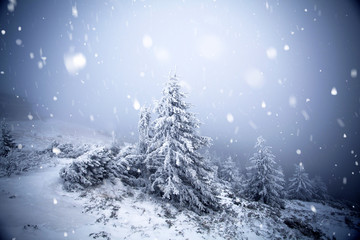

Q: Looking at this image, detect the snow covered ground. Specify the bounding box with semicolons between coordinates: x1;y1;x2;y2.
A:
0;119;359;240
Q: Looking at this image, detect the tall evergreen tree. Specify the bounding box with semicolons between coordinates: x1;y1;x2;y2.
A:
287;163;314;201
244;136;285;208
0;120;16;157
145;74;219;213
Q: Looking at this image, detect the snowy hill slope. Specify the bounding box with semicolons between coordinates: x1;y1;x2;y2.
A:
0;119;359;240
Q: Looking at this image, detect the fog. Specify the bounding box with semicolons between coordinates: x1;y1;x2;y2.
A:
1;0;360;203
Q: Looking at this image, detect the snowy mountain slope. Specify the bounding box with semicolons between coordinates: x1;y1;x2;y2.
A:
0;119;359;240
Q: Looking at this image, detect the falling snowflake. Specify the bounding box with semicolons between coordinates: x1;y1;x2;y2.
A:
248;120;257;129
261;101;266;108
142;35;153;48
337;118;345;128
289;95;297;108
296;149;301;155
343;177;347;185
226;113;234;123
266;47;277;59
331;87;337;96
15;39;22;46
52;147;61;155
133;99;140;110
7;0;17;12
38;61;43;69
72;5;78;18
310;205;317;213
351;69;357;78
301;110;310;120
64;52;87;75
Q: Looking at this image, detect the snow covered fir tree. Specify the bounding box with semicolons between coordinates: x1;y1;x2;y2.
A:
217;156;238;183
0;120;16;157
138;106;151;155
144;74;219;213
312;175;329;200
244;136;285;208
286;162;315;201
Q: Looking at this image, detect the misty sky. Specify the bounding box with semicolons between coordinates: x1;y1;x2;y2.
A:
0;0;360;202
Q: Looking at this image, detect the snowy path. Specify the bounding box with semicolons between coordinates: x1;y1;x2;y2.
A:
0;163;217;240
0;164;96;240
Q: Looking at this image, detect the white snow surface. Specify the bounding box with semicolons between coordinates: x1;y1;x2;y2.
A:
0;119;359;240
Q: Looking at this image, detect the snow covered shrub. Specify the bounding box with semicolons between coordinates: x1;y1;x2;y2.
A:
287;163;315;201
116;143;146;187
244;136;285;208
0;150;18;176
60;148;122;191
60;144;146;191
144;75;219;213
0;120;16;157
0;149;58;177
39;141;89;159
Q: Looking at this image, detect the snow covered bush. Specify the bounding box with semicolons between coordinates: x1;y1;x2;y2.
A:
243;136;285;208
60;148;123;191
144;74;219;213
0;149;58;177
116;142;146;187
0;150;18;176
39;141;89;159
0;120;16;157
287;163;315;201
60;144;146;191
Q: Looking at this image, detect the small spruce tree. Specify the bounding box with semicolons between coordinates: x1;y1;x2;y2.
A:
287;163;314;201
244;136;285;208
138;106;151;154
218;156;238;183
0;120;16;157
312;176;328;200
145;74;219;213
